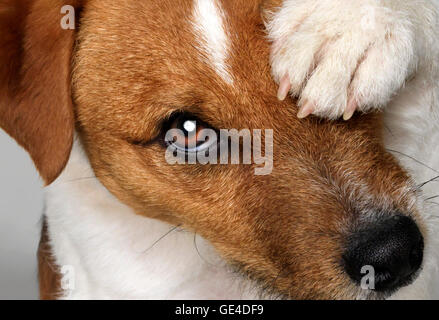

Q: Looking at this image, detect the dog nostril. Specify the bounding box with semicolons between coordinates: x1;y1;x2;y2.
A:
343;215;424;293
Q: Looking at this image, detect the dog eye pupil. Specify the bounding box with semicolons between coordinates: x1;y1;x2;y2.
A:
164;112;217;153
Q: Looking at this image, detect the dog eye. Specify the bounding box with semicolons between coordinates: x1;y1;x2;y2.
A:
164;113;217;153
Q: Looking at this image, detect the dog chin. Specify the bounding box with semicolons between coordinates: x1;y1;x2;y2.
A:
229;256;428;300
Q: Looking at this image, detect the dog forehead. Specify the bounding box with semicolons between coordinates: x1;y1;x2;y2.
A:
75;0;278;131
80;0;269;82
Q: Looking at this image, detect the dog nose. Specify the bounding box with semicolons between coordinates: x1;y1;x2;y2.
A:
343;215;424;292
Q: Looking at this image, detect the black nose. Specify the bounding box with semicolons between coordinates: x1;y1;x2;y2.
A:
343;215;424;293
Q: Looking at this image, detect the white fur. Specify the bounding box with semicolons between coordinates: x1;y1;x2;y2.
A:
192;0;233;83
267;0;439;119
45;140;258;299
384;77;439;299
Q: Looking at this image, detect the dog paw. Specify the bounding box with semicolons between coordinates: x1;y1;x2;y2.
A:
266;0;422;120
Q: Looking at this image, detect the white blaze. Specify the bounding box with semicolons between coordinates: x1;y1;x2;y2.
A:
192;0;233;83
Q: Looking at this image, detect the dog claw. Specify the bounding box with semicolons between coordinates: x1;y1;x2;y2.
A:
277;74;291;101
297;101;315;119
343;98;358;121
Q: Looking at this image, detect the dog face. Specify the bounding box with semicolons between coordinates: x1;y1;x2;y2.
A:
0;0;426;299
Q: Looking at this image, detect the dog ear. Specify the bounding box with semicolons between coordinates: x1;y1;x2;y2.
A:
0;0;82;185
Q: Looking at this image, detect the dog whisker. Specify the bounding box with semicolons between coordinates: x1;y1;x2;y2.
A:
268;262;293;296
417;175;439;189
60;174;112;184
384;124;395;138
193;233;216;267
425;195;439;202
143;225;182;254
386;149;439;174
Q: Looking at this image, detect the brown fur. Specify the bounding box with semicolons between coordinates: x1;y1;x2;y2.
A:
0;0;422;299
38;218;61;300
0;0;82;185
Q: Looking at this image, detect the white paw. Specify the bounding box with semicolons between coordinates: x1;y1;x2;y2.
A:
266;0;423;120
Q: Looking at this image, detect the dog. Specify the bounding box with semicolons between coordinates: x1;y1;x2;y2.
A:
0;0;438;300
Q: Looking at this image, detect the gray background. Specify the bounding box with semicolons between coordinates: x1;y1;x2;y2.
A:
0;130;42;300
